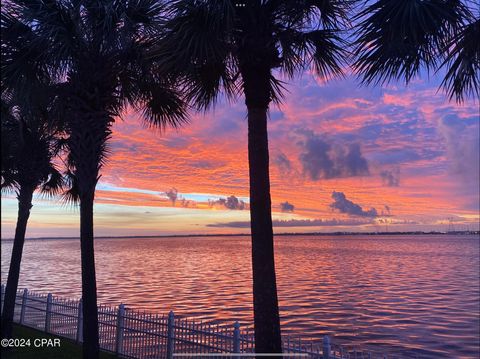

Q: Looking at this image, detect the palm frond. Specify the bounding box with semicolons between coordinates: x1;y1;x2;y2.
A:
1;94;21;192
1;75;66;199
180;60;240;110
151;0;237;109
353;0;472;85
140;84;189;131
1;6;54;102
305;29;348;80
40;166;65;197
0;176;18;192
11;0;79;81
269;75;287;105
123;0;167;35
276;0;353;29
440;18;480;102
276;28;310;77
309;0;353;28
61;170;80;206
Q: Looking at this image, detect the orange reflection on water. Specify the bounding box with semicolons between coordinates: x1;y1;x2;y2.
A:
1;235;479;358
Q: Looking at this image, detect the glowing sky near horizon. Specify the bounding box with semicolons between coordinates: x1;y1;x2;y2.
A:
1;72;479;238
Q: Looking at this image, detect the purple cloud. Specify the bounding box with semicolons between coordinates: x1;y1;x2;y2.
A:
280;201;294;212
298;131;369;180
209;195;247;210
165;188;178;206
330;191;378;218
380;168;400;187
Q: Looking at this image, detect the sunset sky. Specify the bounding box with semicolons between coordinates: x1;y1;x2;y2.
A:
1;71;479;238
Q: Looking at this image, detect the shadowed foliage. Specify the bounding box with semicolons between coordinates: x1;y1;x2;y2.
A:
1;87;65;340
353;0;479;102
440;18;480;101
1;1;188;358
153;0;353;353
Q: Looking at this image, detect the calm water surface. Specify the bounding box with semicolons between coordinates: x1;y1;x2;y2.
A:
1;235;479;358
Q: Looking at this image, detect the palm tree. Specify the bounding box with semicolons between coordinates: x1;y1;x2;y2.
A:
1;2;187;358
1;89;64;340
353;0;479;102
154;0;351;353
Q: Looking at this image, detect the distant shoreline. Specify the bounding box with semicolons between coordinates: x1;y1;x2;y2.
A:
1;231;479;241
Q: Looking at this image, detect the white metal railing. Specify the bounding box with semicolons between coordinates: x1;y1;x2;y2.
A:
0;285;401;358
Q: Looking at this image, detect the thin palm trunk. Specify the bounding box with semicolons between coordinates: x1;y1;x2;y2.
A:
1;185;34;339
79;189;100;359
244;69;282;354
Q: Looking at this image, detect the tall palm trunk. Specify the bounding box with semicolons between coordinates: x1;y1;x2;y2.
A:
79;189;99;359
1;185;34;339
243;68;282;354
69;111;107;359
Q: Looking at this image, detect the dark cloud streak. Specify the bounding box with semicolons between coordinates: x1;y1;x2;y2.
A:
330;191;378;218
280;201;294;212
209;195;247;210
207;218;372;228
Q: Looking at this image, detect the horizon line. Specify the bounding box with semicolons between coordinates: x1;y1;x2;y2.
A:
1;230;478;241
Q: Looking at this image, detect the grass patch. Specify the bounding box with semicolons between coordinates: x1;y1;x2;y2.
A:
1;324;118;359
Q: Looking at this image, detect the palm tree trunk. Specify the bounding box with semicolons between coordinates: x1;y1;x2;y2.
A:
66;82;112;358
69;110;105;359
244;69;282;355
1;185;34;339
79;189;100;359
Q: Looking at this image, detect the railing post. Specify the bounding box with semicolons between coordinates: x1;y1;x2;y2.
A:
115;304;125;355
233;321;240;357
166;311;175;359
45;293;53;333
76;299;83;343
323;335;331;359
19;289;28;324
